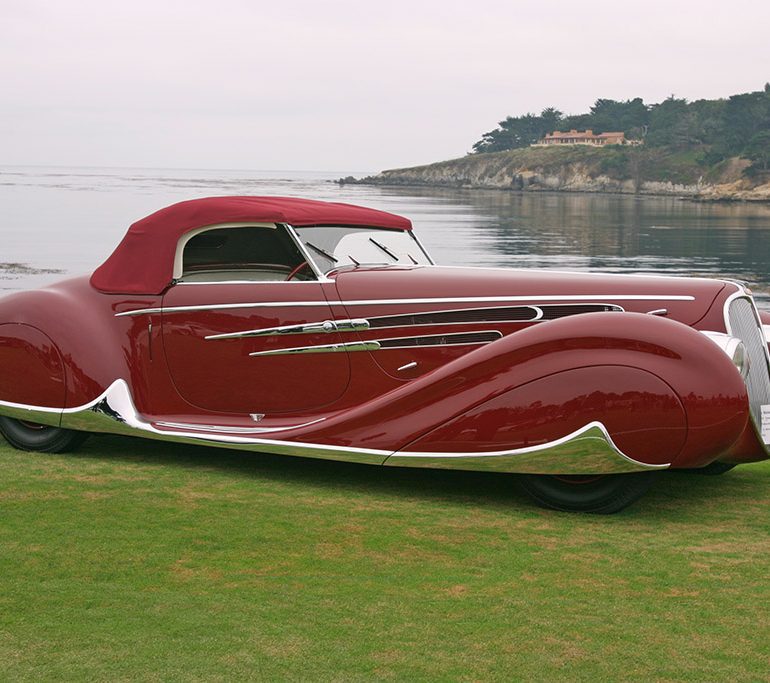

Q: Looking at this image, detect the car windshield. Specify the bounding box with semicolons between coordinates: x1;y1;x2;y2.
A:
294;226;432;273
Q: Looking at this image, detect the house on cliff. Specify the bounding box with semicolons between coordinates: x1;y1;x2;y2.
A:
533;129;642;146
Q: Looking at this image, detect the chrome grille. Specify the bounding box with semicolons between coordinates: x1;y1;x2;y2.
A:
727;296;770;437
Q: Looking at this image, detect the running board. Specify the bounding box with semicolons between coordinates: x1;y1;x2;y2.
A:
0;380;668;474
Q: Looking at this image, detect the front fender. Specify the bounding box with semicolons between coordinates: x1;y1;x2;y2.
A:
393;365;688;471
300;312;749;470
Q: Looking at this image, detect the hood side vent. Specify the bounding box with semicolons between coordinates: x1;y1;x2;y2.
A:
368;303;622;329
537;304;623;320
369;306;539;328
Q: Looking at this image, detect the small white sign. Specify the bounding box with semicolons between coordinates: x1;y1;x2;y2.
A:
761;405;770;444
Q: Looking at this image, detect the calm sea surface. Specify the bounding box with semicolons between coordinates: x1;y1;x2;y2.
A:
3;165;770;308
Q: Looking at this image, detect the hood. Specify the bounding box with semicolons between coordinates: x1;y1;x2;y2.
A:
332;265;727;326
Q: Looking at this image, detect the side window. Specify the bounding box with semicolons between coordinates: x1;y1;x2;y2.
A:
180;226;314;282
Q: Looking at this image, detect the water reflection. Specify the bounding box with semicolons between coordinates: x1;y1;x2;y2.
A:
369;187;770;307
2;166;770;308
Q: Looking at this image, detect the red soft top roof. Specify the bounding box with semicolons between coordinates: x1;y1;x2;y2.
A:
90;196;412;295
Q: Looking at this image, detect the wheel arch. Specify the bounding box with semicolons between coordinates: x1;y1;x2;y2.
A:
0;322;67;424
0;283;140;411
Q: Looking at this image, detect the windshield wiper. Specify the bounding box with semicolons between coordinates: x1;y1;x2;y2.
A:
368;237;398;261
305;242;338;263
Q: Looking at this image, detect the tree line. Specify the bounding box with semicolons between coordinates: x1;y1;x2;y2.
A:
472;85;770;172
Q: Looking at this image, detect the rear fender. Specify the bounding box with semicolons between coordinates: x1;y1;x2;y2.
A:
0;323;66;426
0;283;156;411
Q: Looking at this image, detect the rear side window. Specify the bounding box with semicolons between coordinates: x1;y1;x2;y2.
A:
181;226;313;282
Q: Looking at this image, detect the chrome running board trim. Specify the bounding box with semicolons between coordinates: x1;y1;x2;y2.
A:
115;294;693;317
387;422;670;474
0;381;666;474
0;395;67;427
58;381;390;463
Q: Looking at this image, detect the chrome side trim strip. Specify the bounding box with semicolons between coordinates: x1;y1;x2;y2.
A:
248;330;501;357
207;318;370;341
377;330;503;349
154;416;327;434
204;303;624;340
116;295;694;318
249;340;381;357
387;421;671;474
0;381;665;473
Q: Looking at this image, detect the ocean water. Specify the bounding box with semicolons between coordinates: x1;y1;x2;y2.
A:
3;165;770;308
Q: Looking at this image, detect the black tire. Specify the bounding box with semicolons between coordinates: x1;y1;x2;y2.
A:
517;471;659;514
689;461;737;476
0;416;89;453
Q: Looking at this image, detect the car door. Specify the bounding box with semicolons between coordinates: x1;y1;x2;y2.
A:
160;224;351;415
161;281;350;415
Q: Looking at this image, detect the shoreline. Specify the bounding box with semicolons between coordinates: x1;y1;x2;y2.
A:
340;178;770;204
341;146;770;203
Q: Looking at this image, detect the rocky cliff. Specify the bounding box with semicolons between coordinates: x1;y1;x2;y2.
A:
346;146;770;201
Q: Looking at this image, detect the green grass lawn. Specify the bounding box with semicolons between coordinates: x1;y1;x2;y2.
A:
1;434;769;681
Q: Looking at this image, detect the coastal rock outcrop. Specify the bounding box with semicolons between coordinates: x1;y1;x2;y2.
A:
346;147;770;202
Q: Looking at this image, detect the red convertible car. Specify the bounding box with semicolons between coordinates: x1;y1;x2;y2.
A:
1;196;769;512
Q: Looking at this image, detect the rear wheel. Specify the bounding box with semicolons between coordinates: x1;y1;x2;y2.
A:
0;416;88;453
517;471;659;514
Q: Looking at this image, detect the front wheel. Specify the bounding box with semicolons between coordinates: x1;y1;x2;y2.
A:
517;471;660;514
0;417;89;453
689;461;737;476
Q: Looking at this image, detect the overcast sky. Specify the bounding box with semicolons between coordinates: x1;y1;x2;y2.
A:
1;0;768;172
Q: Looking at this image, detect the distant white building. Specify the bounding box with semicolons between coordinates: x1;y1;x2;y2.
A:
533;129;641;146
